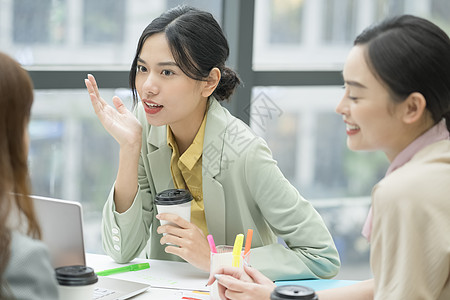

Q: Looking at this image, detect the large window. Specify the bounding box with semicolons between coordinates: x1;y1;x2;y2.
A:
250;86;388;279
29;88;132;253
4;0;221;66
253;0;450;70
250;87;388;198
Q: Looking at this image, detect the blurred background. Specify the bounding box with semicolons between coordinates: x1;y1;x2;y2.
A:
2;0;449;280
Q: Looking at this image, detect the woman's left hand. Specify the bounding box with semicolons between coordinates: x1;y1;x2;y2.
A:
156;213;210;271
209;265;276;300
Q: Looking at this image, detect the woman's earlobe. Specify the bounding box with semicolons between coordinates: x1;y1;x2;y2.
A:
201;67;221;97
402;92;427;124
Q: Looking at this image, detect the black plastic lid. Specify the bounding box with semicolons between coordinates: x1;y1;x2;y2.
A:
154;189;193;205
270;285;318;300
55;265;98;286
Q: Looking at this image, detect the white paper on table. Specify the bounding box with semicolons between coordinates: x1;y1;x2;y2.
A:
86;253;210;292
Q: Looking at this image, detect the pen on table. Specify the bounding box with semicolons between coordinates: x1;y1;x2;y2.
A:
96;263;150;276
207;234;217;253
244;229;253;256
232;234;244;267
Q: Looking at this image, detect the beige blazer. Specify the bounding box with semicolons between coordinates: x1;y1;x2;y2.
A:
371;140;450;299
102;97;340;280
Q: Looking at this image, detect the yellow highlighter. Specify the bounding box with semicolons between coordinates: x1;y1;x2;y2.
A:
232;234;244;267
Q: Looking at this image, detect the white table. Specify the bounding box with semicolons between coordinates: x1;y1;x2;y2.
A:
86;253;210;300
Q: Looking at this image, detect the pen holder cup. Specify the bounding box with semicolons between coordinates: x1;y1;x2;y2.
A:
210;245;250;300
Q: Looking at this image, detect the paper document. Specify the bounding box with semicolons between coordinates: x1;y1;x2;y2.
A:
87;253;209;292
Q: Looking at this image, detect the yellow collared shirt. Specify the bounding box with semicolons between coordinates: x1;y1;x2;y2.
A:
167;114;208;237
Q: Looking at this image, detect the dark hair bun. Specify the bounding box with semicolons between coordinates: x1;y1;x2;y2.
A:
214;67;241;101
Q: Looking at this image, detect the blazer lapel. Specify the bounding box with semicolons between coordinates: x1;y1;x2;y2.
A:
144;99;228;243
203;177;226;244
202;98;228;245
147;125;174;193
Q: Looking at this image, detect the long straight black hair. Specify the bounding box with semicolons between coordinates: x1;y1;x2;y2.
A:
354;15;450;131
129;5;240;107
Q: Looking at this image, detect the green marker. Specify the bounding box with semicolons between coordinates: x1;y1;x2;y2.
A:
96;263;150;276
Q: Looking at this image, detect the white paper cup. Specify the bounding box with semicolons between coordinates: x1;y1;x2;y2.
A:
155;189;193;232
57;283;96;300
55;265;98;300
210;245;250;300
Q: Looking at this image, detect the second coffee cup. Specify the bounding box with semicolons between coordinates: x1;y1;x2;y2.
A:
155;189;193;232
270;285;318;300
55;265;98;300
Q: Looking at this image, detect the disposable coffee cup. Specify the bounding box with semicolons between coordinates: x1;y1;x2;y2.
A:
55;265;98;300
154;189;193;231
270;285;318;300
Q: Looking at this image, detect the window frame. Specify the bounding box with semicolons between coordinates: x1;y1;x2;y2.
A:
28;0;343;125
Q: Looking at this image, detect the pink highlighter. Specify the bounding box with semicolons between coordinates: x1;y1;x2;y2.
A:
207;234;217;253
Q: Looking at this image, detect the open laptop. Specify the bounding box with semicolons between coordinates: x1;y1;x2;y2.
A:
32;195;150;300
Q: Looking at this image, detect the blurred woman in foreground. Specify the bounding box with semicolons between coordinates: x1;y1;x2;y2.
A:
0;52;58;299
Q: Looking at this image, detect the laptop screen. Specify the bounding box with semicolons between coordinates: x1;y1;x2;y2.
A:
32;195;86;268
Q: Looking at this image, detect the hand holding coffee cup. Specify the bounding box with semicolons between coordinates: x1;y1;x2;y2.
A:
155;189;193;236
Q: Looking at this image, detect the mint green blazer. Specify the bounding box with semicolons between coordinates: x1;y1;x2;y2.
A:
102;97;340;280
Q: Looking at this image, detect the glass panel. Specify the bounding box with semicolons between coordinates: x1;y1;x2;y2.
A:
375;0;405;19
431;0;450;32
83;0;125;45
13;0;67;44
2;0;222;66
250;86;389;279
29;89;133;253
254;0;450;70
322;0;358;45
269;0;304;44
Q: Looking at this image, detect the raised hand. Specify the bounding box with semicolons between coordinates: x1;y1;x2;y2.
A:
85;74;142;148
156;213;211;272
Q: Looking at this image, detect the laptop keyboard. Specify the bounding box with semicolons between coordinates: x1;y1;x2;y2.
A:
93;287;117;299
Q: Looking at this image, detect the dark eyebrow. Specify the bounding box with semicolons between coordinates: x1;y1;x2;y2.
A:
341;71;368;89
344;80;367;89
158;61;178;67
136;57;178;67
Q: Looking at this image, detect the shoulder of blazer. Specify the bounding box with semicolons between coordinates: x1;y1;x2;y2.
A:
205;97;258;144
203;97;261;177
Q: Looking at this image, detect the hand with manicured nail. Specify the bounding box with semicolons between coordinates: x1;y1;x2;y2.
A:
207;265;275;300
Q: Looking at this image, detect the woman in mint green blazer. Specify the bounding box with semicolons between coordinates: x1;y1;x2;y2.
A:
85;6;339;281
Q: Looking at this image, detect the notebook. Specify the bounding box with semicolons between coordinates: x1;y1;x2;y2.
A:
32;195;150;300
